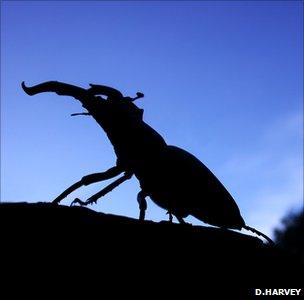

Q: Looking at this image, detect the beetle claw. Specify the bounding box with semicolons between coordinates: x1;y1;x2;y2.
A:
70;197;96;207
70;198;86;206
84;198;97;206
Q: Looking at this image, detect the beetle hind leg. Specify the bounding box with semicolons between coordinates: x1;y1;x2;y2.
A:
176;216;186;224
166;211;173;223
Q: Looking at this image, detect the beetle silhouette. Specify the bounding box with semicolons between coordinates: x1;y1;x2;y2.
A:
22;81;274;244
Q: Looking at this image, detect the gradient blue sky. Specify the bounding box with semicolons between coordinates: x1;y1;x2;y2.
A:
1;1;303;237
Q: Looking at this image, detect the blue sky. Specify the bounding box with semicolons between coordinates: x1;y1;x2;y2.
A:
1;1;303;237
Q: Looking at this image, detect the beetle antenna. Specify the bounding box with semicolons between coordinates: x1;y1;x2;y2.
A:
71;112;91;117
130;92;144;102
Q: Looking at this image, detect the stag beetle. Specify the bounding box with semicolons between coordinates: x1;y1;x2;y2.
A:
21;81;274;244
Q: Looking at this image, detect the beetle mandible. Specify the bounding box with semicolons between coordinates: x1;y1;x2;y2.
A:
21;81;274;244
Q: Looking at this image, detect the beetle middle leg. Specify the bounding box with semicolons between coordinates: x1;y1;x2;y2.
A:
137;190;148;221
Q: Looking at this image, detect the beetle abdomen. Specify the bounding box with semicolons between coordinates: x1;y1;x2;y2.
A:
146;145;245;229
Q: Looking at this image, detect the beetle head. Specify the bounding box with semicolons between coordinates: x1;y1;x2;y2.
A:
88;84;145;121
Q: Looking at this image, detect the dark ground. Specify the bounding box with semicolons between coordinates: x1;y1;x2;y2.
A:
1;202;302;298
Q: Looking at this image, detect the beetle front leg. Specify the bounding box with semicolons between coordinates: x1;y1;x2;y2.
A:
71;172;133;206
137;190;148;221
52;165;123;204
